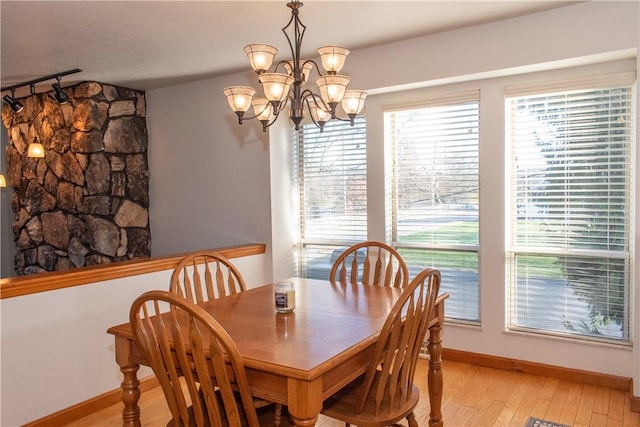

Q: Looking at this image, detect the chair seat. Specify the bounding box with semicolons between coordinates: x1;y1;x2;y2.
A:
322;375;421;427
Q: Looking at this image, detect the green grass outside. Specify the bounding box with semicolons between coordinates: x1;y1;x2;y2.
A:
396;220;564;278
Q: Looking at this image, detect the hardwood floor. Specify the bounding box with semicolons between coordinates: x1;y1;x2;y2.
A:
63;358;640;427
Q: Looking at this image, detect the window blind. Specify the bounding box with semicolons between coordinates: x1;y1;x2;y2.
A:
292;117;367;280
506;80;634;342
384;92;480;322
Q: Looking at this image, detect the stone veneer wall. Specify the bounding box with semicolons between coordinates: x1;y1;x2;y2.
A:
1;81;151;275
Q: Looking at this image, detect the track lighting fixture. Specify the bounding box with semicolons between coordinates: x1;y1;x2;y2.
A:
52;77;69;104
2;90;24;113
1;68;81;112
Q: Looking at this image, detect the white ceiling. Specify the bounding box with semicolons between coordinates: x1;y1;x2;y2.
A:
1;1;580;94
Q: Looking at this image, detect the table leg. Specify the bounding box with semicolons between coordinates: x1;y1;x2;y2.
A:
114;335;141;427
120;364;141;427
287;378;322;426
427;321;444;427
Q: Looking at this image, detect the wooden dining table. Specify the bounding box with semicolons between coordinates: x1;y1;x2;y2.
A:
107;277;448;427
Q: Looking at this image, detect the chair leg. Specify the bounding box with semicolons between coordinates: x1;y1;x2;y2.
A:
407;411;418;427
274;403;282;427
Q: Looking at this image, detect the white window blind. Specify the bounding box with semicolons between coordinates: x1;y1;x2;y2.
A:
506;78;634;342
292;117;367;280
385;91;480;322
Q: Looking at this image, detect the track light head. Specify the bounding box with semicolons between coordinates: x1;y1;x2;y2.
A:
1;68;81;110
2;94;24;113
52;81;69;104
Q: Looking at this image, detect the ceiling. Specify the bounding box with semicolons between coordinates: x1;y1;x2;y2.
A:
1;1;580;94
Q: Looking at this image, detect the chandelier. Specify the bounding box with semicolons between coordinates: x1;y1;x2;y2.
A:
223;1;367;133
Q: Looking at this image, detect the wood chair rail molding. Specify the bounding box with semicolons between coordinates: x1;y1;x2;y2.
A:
0;243;266;300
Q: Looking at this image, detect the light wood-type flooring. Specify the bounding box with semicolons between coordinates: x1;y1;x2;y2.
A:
63;358;640;427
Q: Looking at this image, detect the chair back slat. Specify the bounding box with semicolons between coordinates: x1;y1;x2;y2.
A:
170;250;248;304
330;241;410;288
130;290;261;427
214;261;225;297
179;266;194;302
355;268;440;415
227;271;240;294
202;258;216;301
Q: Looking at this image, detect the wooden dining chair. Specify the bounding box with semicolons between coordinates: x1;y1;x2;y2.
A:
169;250;283;425
130;290;261;427
321;267;441;427
330;241;409;288
170;250;247;303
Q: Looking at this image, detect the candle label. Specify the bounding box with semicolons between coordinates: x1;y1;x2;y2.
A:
275;282;295;312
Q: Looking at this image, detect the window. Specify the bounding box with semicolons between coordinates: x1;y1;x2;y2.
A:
293;117;367;280
385;91;480;322
506;74;635;342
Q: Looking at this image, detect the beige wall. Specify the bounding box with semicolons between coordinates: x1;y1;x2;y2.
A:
146;72;273;259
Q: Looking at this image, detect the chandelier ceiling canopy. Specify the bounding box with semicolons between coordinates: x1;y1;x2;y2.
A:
223;1;367;132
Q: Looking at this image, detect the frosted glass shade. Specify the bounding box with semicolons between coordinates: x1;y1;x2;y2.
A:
223;86;256;113
309;103;332;124
284;60;314;83
252;98;272;121
315;75;350;105
317;46;350;74
0;174;6;187
244;44;278;73
341;90;368;115
259;73;294;103
28;143;45;158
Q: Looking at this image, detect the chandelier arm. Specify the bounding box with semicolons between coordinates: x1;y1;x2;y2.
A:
258;96;288;132
332;115;358;126
309;90;338;119
301;59;323;77
233;103;272;122
302;96;325;131
302;90;329;112
259;113;282;132
270;99;285;117
303;89;355;126
235;104;282;132
272;60;291;74
282;2;306;67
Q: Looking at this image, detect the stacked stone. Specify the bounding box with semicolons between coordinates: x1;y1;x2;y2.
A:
1;82;151;275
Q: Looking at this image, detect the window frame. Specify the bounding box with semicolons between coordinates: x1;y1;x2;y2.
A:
504;74;636;343
383;91;481;324
292;116;368;281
